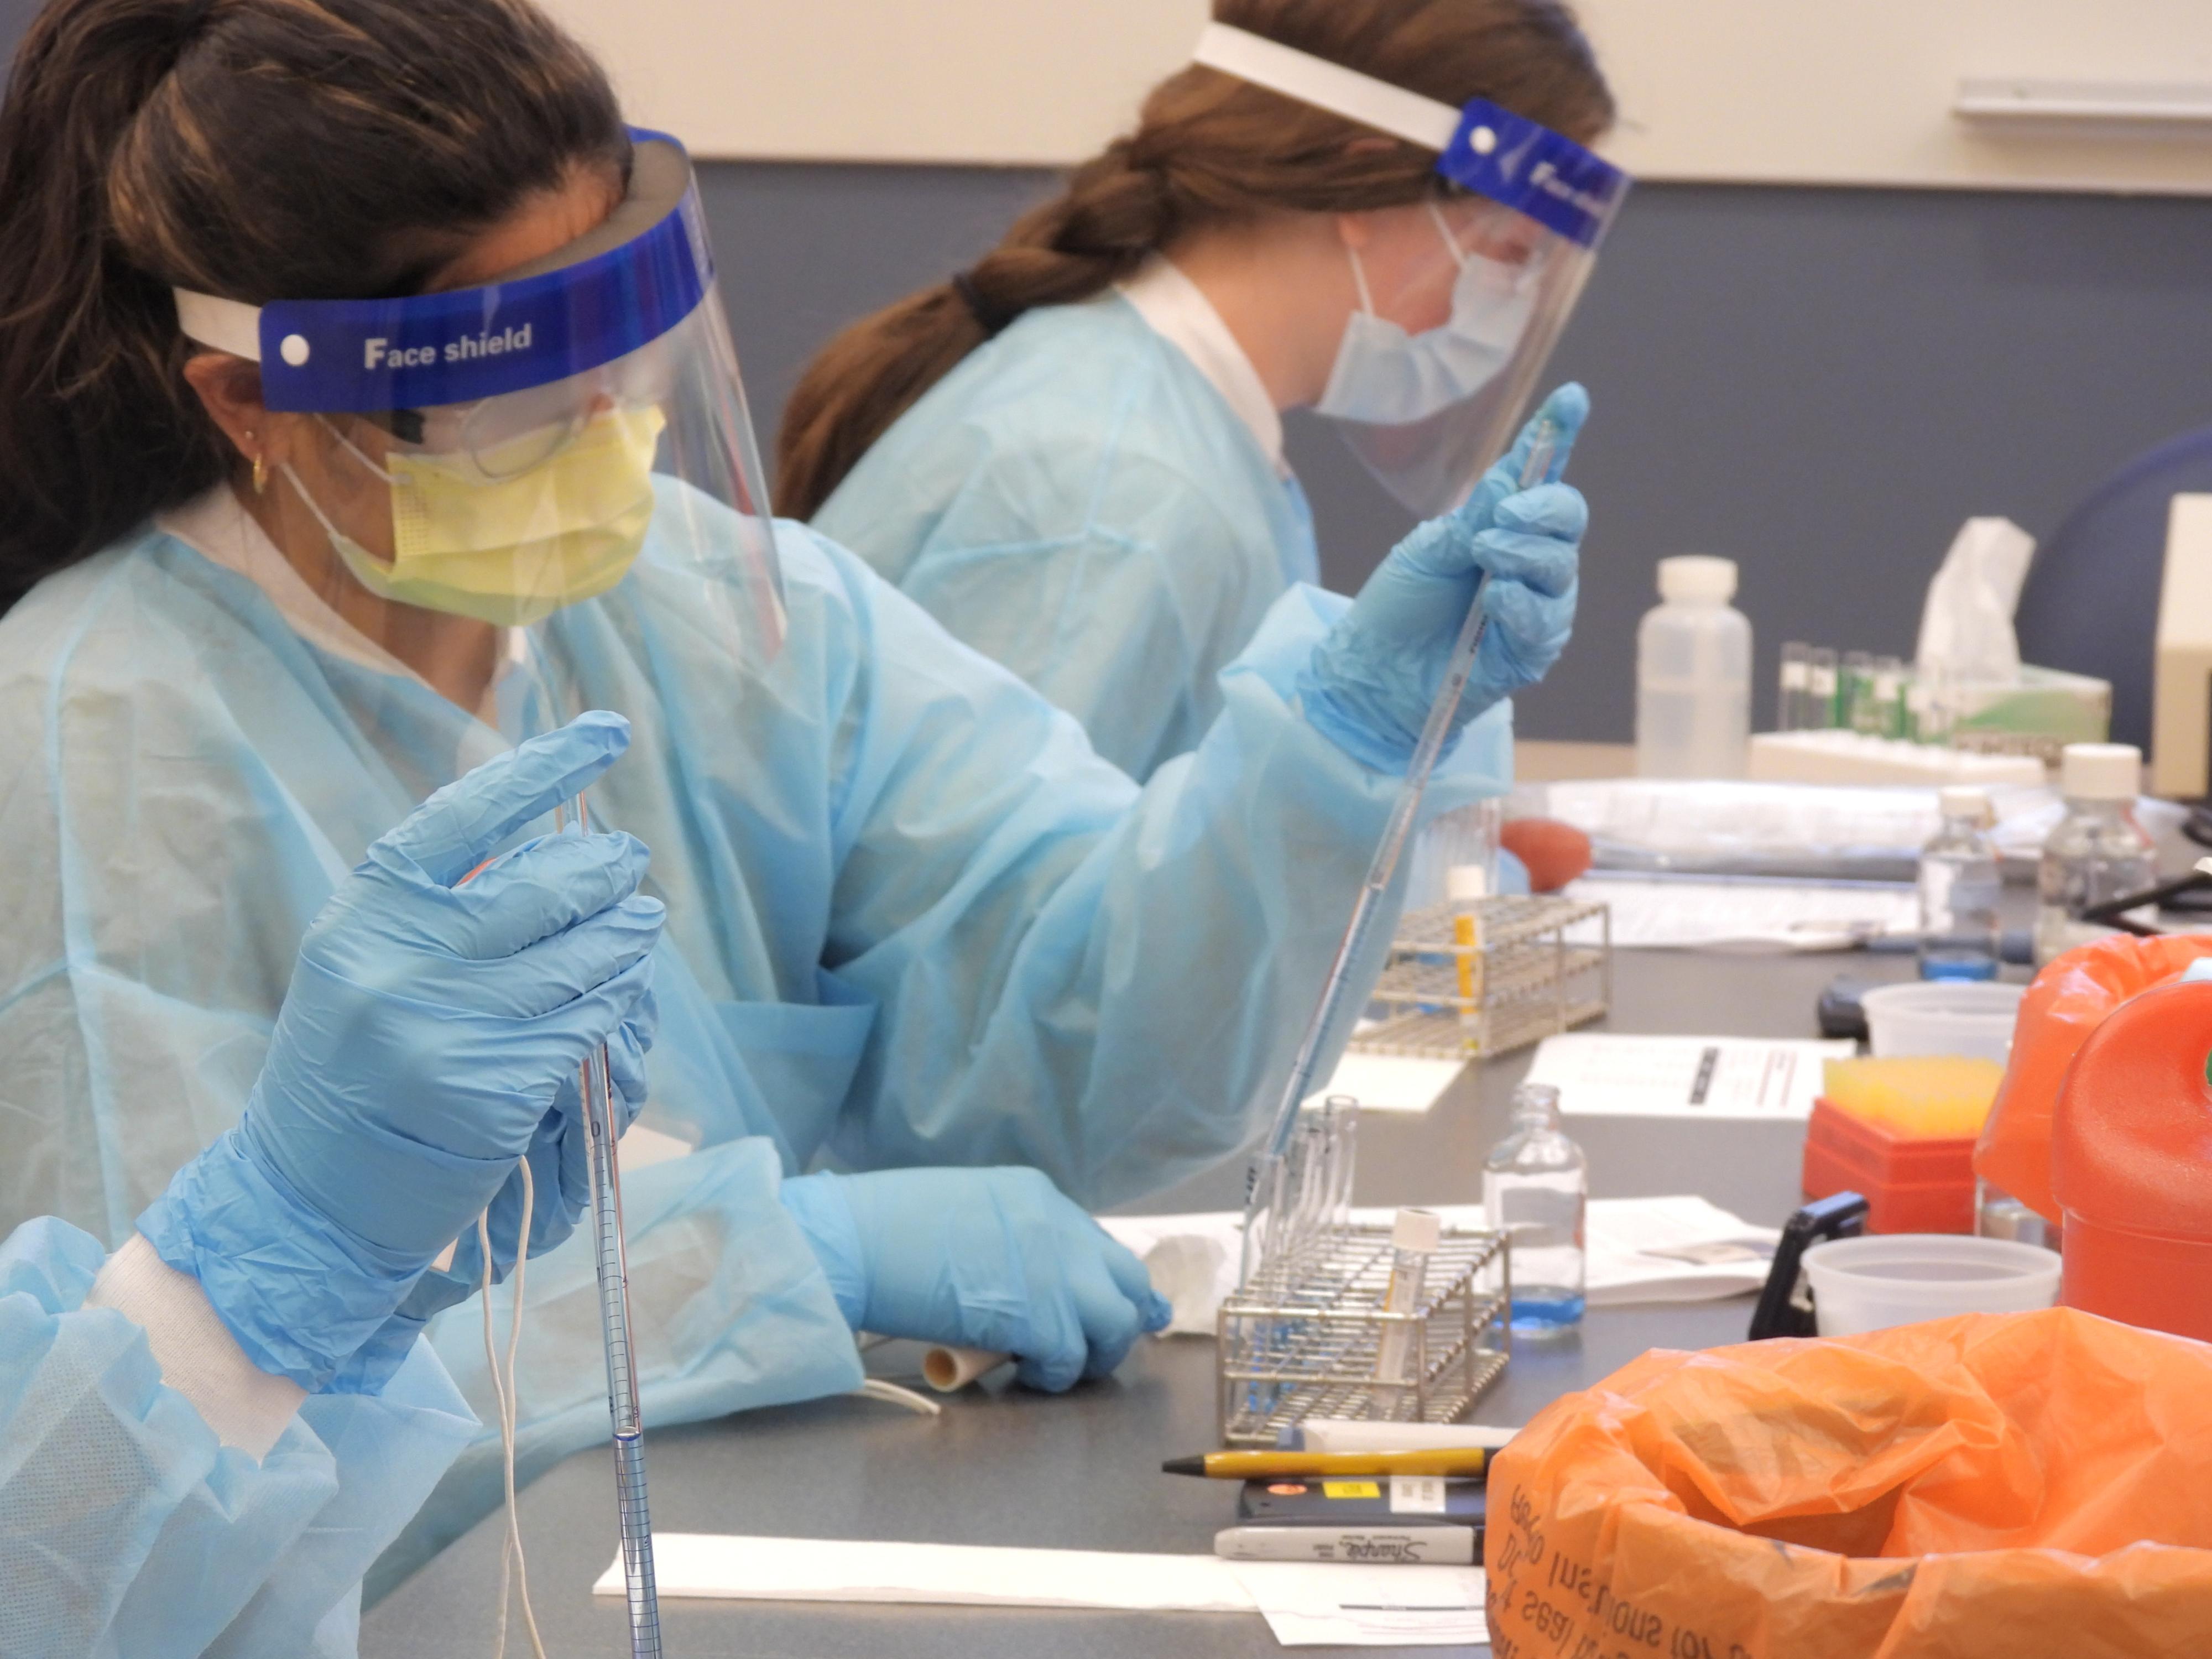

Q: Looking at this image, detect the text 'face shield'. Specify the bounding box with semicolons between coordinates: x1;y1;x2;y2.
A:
175;129;784;666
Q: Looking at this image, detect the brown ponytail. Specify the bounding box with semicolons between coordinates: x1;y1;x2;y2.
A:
0;0;628;613
774;0;1612;521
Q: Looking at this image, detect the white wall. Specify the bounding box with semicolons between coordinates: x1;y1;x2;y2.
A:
547;0;2212;195
1579;0;2212;194
539;0;1209;169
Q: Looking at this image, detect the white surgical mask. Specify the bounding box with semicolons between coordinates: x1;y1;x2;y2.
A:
1313;202;1537;426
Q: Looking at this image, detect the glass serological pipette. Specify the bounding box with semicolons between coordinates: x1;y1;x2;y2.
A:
560;793;661;1659
1240;418;1564;1287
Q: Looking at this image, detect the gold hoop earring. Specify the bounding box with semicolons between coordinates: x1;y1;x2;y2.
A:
247;432;267;495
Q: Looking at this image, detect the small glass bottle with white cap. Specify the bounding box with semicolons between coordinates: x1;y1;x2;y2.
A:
1635;555;1751;779
1481;1083;1587;1333
1918;786;2001;982
2035;743;2157;966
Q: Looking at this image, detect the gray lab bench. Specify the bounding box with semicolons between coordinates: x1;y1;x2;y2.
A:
361;944;1921;1658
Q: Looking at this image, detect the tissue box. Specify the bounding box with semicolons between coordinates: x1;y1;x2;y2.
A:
1937;664;2111;747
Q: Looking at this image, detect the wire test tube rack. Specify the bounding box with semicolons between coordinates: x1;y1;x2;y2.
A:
1217;1219;1512;1446
1220;1099;1510;1446
1352;894;1611;1061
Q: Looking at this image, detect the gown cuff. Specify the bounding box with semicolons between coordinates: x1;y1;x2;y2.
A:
86;1233;307;1458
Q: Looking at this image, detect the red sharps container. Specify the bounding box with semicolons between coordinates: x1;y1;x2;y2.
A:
2051;979;2212;1342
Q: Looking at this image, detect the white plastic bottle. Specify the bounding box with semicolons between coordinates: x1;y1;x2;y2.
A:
2034;743;2157;966
1635;555;1752;779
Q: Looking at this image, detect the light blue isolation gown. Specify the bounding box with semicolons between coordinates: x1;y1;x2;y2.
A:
0;1216;477;1656
0;484;1509;1637
817;289;1321;782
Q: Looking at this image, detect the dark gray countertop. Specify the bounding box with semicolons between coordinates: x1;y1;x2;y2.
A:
361;940;1925;1657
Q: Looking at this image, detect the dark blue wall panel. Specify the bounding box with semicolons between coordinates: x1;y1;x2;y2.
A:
697;162;2212;742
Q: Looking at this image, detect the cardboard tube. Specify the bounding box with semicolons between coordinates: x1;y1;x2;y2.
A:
921;1345;1010;1391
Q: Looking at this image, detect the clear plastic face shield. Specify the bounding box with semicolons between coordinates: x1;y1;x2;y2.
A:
173;128;784;670
1192;24;1631;517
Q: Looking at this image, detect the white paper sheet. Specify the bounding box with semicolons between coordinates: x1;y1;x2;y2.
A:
1304;1050;1467;1114
608;1534;1486;1646
1228;1561;1488;1647
1577;1193;1779;1305
609;1533;1251;1612
1564;874;1919;951
1525;1033;1855;1120
1098;1194;1778;1333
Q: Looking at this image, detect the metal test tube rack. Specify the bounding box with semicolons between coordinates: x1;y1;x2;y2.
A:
1216;1222;1512;1447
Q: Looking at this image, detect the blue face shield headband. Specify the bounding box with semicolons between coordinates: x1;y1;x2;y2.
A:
1190;23;1632;515
174;128;716;415
171;129;785;652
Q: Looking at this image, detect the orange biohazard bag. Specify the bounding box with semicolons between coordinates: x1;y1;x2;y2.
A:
1486;1308;2212;1659
1974;933;2212;1222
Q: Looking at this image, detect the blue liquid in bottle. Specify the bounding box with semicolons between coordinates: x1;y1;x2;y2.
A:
1483;1084;1587;1335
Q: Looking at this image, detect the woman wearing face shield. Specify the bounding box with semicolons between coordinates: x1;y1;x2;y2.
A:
781;0;1620;785
0;0;1592;1644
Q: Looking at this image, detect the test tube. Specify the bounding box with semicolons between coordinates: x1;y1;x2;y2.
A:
1917;666;1953;745
1778;642;1813;731
1371;1207;1442;1418
1842;651;1877;734
1807;647;1840;729
1874;656;1908;738
1319;1097;1360;1241
1286;1116;1329;1270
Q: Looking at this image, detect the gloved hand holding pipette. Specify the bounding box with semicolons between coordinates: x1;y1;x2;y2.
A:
781;1165;1173;1393
1299;384;1588;771
137;713;663;1392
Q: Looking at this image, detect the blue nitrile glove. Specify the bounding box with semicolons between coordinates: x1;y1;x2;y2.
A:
138;712;664;1390
1300;384;1589;771
409;982;658;1313
780;1167;1173;1393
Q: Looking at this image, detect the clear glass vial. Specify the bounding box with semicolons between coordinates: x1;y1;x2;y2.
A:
1482;1083;1587;1333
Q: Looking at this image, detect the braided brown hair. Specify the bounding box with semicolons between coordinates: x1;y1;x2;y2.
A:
773;0;1611;520
0;0;628;612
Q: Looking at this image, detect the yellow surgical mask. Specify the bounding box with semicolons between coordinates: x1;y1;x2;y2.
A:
286;405;666;627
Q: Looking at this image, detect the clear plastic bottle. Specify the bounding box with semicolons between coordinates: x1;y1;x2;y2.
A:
1635;556;1751;779
1405;798;1501;911
1918;786;2001;982
2034;743;2157;967
1481;1083;1587;1333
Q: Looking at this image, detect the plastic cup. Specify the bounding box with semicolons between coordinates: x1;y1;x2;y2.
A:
1802;1234;2060;1336
1861;980;2025;1062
